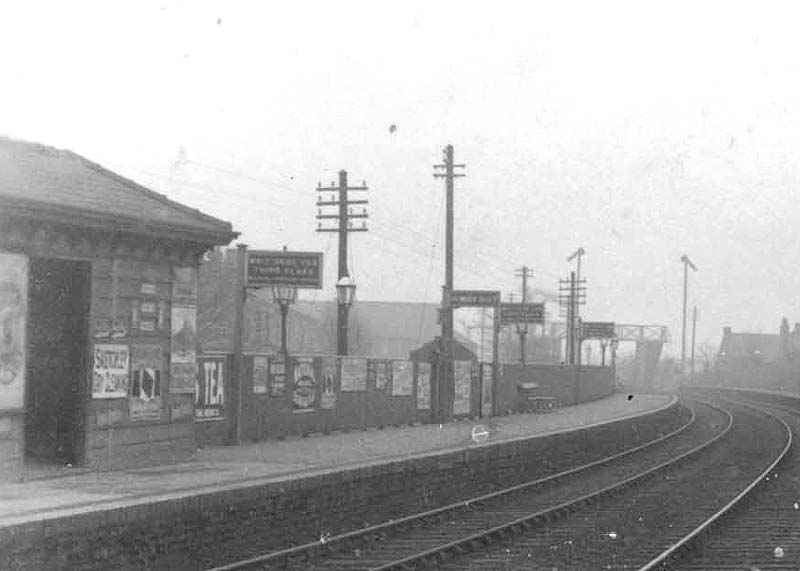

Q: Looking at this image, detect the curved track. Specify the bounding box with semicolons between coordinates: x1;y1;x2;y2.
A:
209;400;736;571
666;388;800;570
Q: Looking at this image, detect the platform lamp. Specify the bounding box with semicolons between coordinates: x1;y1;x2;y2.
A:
336;276;357;356
272;284;297;355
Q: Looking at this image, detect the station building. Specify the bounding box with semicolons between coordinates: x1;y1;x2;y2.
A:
0;137;237;479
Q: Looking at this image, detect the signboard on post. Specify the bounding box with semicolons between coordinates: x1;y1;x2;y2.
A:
447;289;501;308
245;250;323;289
581;321;616;340
499;302;545;325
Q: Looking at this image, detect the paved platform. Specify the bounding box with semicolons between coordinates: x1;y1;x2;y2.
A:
0;392;674;529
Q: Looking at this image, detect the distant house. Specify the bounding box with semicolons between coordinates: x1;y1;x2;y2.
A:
717;320;800;367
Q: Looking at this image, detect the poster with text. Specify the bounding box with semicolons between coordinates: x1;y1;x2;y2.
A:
292;357;317;413
416;362;431;410
391;360;413;396
0;252;27;411
129;344;163;421
320;357;338;409
171;305;197;364
269;356;287;397
374;361;389;390
93;344;130;399
253;356;268;394
340;357;367;391
196;357;225;419
453;360;473;415
481;363;494;417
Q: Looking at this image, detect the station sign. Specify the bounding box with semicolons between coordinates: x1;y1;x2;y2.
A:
447;289;501;308
499;302;545;325
246;250;324;289
581;321;616;340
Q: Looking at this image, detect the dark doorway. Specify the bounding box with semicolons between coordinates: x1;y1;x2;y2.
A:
25;257;91;466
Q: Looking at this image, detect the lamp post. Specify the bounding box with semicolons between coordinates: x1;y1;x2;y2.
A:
271;284;297;355
336;276;356;356
610;337;620;384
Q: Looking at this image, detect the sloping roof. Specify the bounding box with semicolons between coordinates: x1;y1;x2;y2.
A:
720;332;782;361
0;137;237;244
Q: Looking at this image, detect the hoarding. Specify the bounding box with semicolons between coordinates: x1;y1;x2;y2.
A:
499;302;545;325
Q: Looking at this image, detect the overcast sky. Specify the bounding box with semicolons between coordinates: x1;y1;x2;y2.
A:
2;1;799;352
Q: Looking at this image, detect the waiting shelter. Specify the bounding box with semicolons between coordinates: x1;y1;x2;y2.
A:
0;138;236;479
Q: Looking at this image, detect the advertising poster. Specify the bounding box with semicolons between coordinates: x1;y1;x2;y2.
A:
170;362;196;394
253;356;268;394
0;252;27;410
340;356;367;391
171;305;197;364
320;357;338;409
374;361;389;390
172;267;198;301
453;360;473;415
269;356;287;397
481;363;494;417
93;344;130;399
391;360;413;396
292;357;317;413
196;357;225;419
129;344;163;421
416;362;431;410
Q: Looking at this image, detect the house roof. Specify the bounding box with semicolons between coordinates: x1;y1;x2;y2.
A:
0;137;237;244
720;332;783;361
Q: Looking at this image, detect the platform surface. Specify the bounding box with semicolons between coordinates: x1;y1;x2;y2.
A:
0;392;673;528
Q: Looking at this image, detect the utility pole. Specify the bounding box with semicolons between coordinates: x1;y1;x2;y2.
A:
559;271;586;365
316;170;369;355
567;247;585;366
432;145;465;422
680;254;698;369
433;145;466;342
515;266;534;365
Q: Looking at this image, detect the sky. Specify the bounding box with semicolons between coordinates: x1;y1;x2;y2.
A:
1;1;799;353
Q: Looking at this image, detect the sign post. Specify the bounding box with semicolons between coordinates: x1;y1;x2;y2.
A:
245;250;324;289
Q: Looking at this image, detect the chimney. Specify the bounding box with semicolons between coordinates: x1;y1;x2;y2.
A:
723;326;732;337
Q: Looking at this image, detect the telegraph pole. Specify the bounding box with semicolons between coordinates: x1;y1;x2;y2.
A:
316;170;369;355
559;271;586;365
515;266;534;365
433;145;465;342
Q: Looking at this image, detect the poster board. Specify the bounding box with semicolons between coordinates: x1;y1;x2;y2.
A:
453;360;473;415
320;357;338;409
196;356;225;419
269;356;287;397
129;344;164;421
0;252;27;411
341;357;367;391
253;356;268;394
92;344;130;399
391;360;413;396
292;357;317;413
417;362;431;410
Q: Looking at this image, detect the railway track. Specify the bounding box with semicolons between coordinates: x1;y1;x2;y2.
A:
672;389;800;570
208;400;735;571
